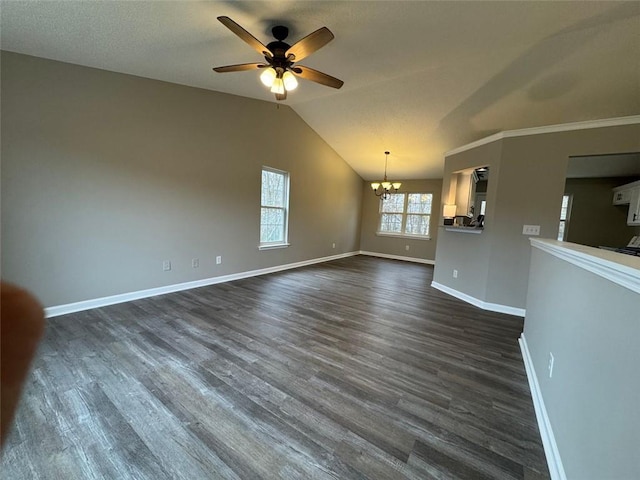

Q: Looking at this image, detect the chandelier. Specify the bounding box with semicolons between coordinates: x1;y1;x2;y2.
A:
371;151;401;200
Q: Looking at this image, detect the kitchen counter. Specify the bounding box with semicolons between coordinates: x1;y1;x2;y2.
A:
443;226;483;234
530;238;640;294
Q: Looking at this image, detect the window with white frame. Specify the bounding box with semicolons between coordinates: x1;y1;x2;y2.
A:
378;193;433;238
558;194;572;241
260;167;289;247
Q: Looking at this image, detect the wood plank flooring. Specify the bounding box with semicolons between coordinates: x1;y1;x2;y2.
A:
1;256;549;479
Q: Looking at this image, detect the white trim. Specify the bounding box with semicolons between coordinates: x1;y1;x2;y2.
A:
375;232;431;241
519;334;567;480
445;131;505;157
258;242;290;250
430;281;525;317
45;251;359;318
444;227;483;234
530;238;640;294
359;251;435;265
446;115;640;156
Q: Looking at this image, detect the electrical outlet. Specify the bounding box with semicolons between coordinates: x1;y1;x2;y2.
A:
332;242;336;249
548;352;554;378
162;260;171;271
216;256;222;265
405;245;410;251
523;225;541;236
453;269;458;278
192;258;199;268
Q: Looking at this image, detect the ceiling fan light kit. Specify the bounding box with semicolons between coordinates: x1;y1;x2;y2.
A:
371;151;401;200
271;75;285;95
213;16;343;101
282;71;298;91
259;67;276;87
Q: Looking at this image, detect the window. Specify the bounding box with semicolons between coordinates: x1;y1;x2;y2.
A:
260;167;289;248
558;194;572;241
379;193;432;238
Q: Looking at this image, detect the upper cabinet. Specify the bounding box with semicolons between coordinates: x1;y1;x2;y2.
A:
612;186;634;205
612;180;640;225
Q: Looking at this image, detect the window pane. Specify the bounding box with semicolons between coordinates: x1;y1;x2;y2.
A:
260;207;284;243
558;220;565;241
260;167;289;246
407;193;432;214
380;193;405;213
560;195;569;220
377;192;432;237
380;213;402;233
261;170;285;207
405;214;430;236
480;200;486;216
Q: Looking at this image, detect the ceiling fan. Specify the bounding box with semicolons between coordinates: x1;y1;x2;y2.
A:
213;16;344;101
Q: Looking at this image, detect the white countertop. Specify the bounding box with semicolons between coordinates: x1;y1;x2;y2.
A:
443;226;483;234
530;238;640;295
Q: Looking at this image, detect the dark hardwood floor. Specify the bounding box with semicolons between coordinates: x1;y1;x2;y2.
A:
1;256;549;479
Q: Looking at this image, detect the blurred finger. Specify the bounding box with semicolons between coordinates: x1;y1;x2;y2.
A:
1;282;45;445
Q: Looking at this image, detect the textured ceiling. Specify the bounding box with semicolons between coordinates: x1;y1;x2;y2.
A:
2;1;639;179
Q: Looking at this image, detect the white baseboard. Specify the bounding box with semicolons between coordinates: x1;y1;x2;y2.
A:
430;281;525;317
359;251;435;265
519;334;567;480
45;251;359;318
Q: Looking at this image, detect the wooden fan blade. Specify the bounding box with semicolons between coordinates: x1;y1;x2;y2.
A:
294;66;344;89
217;16;272;58
285;27;334;62
213;63;265;73
275;91;287;101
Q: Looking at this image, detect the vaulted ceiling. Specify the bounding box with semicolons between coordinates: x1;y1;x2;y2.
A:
2;1;639;179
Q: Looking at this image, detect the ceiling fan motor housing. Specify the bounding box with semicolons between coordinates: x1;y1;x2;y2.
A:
266;42;292;64
266;26;294;65
271;25;289;41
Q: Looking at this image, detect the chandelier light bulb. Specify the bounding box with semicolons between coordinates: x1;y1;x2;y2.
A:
260;68;276;87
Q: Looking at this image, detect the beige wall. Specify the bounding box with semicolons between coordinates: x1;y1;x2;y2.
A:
564;177;640;247
435;124;640;311
359;179;442;261
433;140;502;302
524;245;640;479
1;52;363;307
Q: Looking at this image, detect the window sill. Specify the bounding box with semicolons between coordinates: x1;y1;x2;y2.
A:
375;232;431;241
443;226;483;234
259;243;291;250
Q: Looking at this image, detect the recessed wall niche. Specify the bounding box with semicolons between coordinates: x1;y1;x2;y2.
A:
446;166;489;224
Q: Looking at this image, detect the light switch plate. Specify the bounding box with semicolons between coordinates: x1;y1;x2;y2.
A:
523;225;540;236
